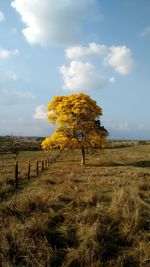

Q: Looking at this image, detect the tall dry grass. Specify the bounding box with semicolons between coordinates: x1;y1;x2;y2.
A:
0;144;150;266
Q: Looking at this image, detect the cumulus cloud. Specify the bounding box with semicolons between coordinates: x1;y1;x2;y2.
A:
0;89;35;105
33;105;47;120
0;11;5;22
0;49;19;59
11;0;101;45
66;43;108;59
66;43;134;75
139;26;150;37
60;60;114;91
104;46;134;75
60;42;133;91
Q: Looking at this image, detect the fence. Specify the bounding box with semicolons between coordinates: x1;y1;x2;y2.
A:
0;153;60;190
14;154;60;189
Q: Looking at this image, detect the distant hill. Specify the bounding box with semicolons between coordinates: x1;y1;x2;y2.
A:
0;136;44;152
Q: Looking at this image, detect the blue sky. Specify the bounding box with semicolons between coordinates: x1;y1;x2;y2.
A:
0;0;150;139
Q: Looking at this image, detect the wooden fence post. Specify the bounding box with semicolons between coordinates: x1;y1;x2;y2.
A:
42;161;44;172
15;160;18;189
44;159;47;169
36;161;39;176
28;162;31;181
46;158;48;168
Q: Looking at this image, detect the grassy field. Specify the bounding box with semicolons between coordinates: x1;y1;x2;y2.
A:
0;143;150;267
0;151;58;201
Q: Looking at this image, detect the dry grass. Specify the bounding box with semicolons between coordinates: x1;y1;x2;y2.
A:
0;151;58;201
0;144;150;266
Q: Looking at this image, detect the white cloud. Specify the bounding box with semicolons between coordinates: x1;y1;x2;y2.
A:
104;46;134;75
0;70;19;82
60;42;134;91
33;105;47;120
103;120;150;139
0;117;51;137
10;72;18;81
11;0;101;45
65;43;134;75
0;11;5;22
66;43;108;59
0;49;19;59
139;26;150;37
105;120;129;132
109;77;115;83
116;122;129;131
0;89;35;105
60;60;114;91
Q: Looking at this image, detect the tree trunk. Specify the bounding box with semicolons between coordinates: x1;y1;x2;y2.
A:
81;146;85;165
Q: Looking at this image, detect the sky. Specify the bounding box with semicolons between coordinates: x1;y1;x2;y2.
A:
0;0;150;139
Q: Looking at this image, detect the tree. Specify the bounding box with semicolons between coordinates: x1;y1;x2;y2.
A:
8;135;20;160
41;93;108;165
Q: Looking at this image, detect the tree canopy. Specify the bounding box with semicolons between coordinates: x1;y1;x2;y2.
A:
42;93;108;164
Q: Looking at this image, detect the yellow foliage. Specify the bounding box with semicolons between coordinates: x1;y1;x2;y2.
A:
42;93;108;152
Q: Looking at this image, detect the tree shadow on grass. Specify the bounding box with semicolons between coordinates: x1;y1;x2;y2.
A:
88;160;150;168
130;160;150;168
57;159;80;163
87;162;123;167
